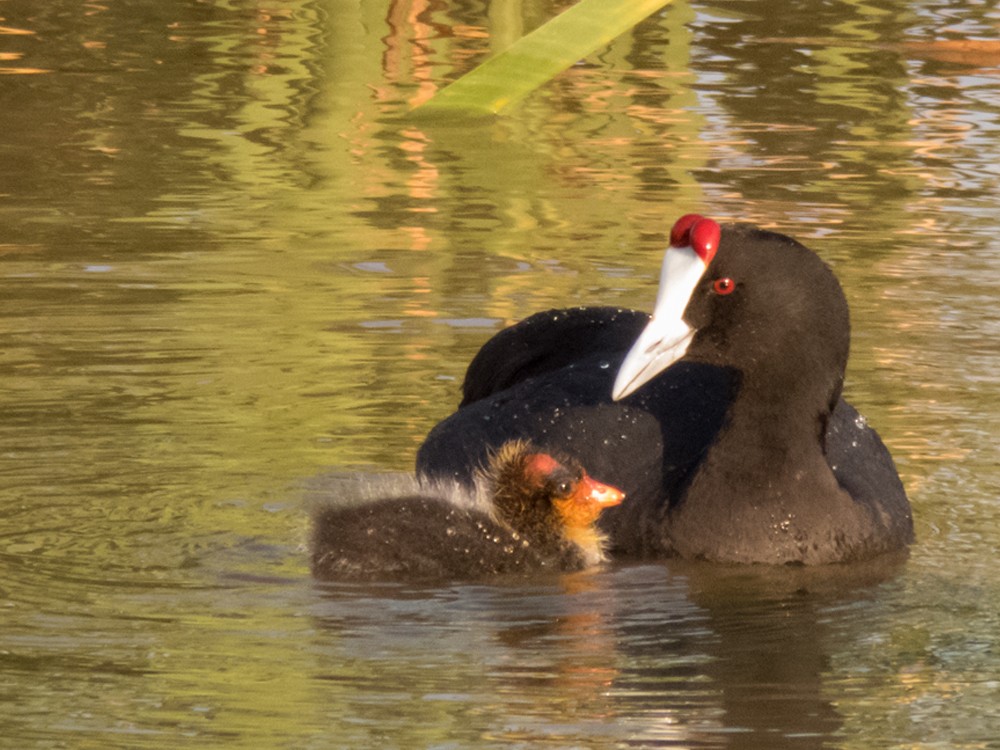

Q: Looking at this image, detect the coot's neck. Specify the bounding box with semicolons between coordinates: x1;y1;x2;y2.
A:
706;365;838;485
671;363;855;564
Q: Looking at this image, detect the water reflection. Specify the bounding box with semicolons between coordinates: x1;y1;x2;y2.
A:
3;0;1000;746
310;556;907;747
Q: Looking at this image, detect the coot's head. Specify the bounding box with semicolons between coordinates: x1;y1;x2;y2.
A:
484;440;625;541
613;215;850;408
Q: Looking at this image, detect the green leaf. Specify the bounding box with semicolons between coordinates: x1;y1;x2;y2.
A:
413;0;674;116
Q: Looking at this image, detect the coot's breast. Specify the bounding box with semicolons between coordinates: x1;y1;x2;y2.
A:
418;353;736;557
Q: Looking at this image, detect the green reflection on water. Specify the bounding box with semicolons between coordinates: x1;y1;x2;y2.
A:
1;0;999;747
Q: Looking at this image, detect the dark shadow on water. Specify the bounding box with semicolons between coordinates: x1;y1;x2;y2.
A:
608;554;909;747
308;552;908;747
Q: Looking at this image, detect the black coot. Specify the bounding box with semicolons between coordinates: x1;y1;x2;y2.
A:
312;440;624;582
416;216;913;564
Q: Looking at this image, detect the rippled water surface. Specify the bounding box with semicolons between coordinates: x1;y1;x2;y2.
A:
2;0;1000;747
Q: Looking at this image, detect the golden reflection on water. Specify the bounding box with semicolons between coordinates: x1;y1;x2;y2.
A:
2;0;1000;747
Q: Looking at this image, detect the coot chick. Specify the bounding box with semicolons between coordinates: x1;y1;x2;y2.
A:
311;440;624;582
417;216;913;564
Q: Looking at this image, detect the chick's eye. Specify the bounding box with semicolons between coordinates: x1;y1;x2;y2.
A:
712;277;736;295
556;481;573;496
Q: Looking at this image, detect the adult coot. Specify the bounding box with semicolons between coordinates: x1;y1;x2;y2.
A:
416;216;913;564
312;440;624;582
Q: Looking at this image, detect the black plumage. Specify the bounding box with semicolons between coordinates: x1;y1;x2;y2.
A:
417;219;913;564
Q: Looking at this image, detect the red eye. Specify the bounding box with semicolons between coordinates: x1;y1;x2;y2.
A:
713;277;736;295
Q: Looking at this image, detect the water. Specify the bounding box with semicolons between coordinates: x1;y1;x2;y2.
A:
2;0;999;746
